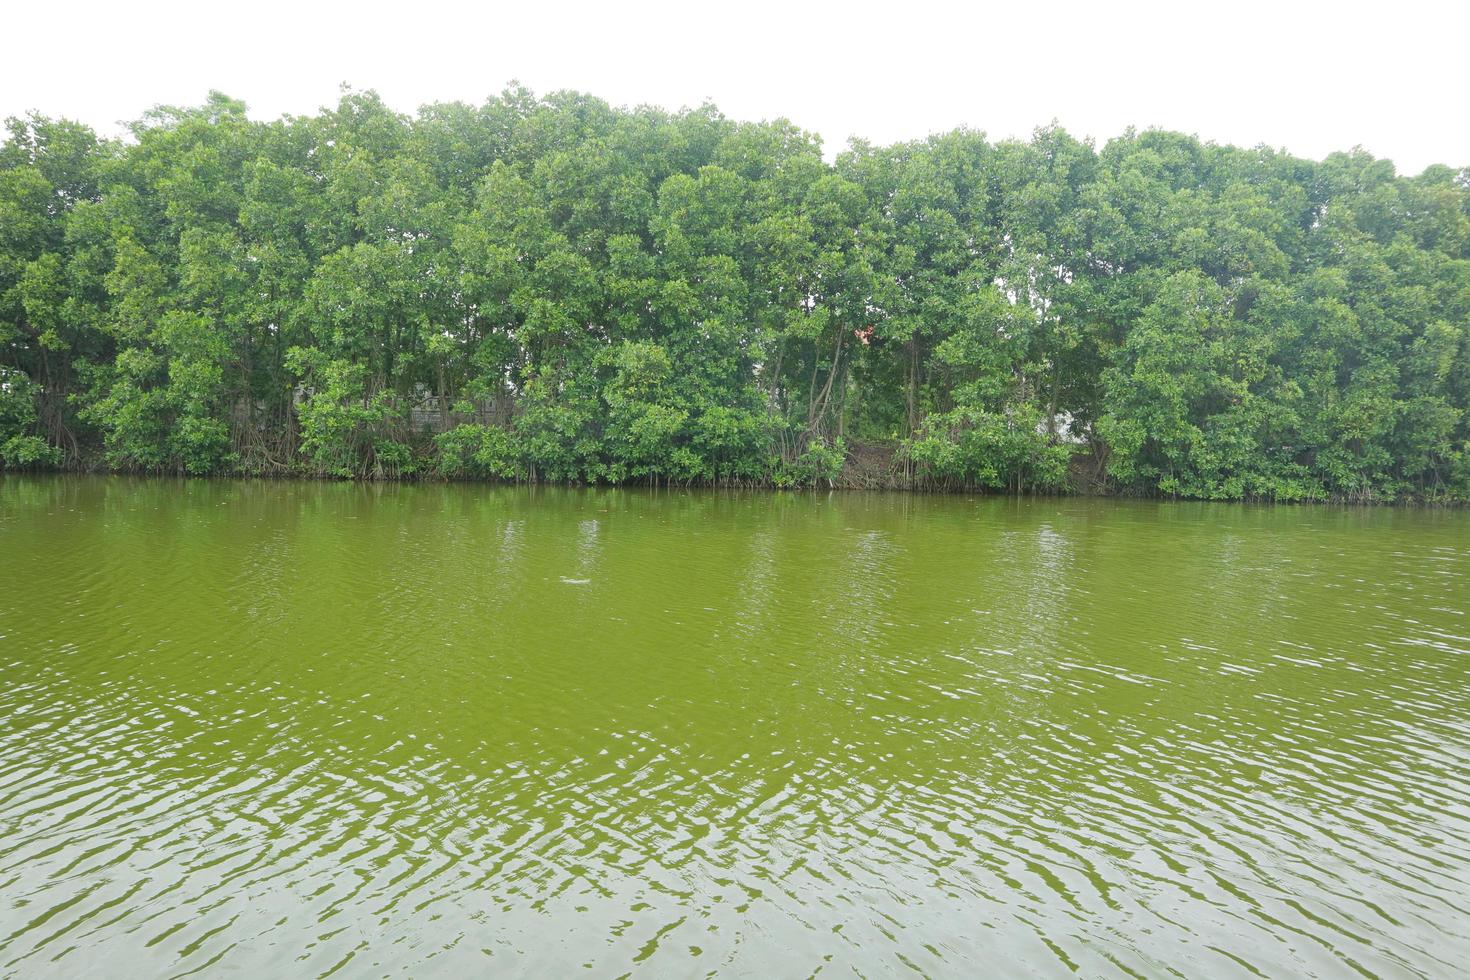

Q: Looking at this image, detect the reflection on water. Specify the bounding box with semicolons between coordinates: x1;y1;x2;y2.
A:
1;476;1469;976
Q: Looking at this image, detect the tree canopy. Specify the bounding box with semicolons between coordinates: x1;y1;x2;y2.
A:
3;87;1468;500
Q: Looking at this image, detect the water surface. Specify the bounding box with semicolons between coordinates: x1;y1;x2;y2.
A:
2;477;1469;976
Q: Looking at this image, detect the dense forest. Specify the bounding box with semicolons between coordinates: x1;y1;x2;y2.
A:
3;88;1469;499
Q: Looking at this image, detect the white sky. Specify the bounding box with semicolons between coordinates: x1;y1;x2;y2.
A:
4;0;1466;175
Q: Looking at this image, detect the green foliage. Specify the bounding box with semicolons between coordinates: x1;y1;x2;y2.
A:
285;347;400;478
434;423;521;480
909;406;1071;492
0;367;61;467
774;437;847;489
3;89;1469;498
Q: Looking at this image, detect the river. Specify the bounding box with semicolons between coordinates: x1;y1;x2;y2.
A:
1;477;1468;976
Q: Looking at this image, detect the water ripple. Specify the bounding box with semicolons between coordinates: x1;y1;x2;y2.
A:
1;477;1468;975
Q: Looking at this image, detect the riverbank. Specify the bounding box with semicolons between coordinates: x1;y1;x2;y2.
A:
7;449;1463;505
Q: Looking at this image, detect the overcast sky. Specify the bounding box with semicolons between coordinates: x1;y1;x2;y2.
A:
4;0;1465;174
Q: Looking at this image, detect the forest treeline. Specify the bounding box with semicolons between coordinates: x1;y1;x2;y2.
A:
3;87;1469;499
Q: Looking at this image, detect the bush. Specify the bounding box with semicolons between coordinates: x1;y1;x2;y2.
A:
433;424;522;480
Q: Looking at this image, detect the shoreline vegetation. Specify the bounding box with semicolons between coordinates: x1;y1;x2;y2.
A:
3;88;1469;501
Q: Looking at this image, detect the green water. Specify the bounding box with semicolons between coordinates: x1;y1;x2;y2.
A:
2;477;1468;978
